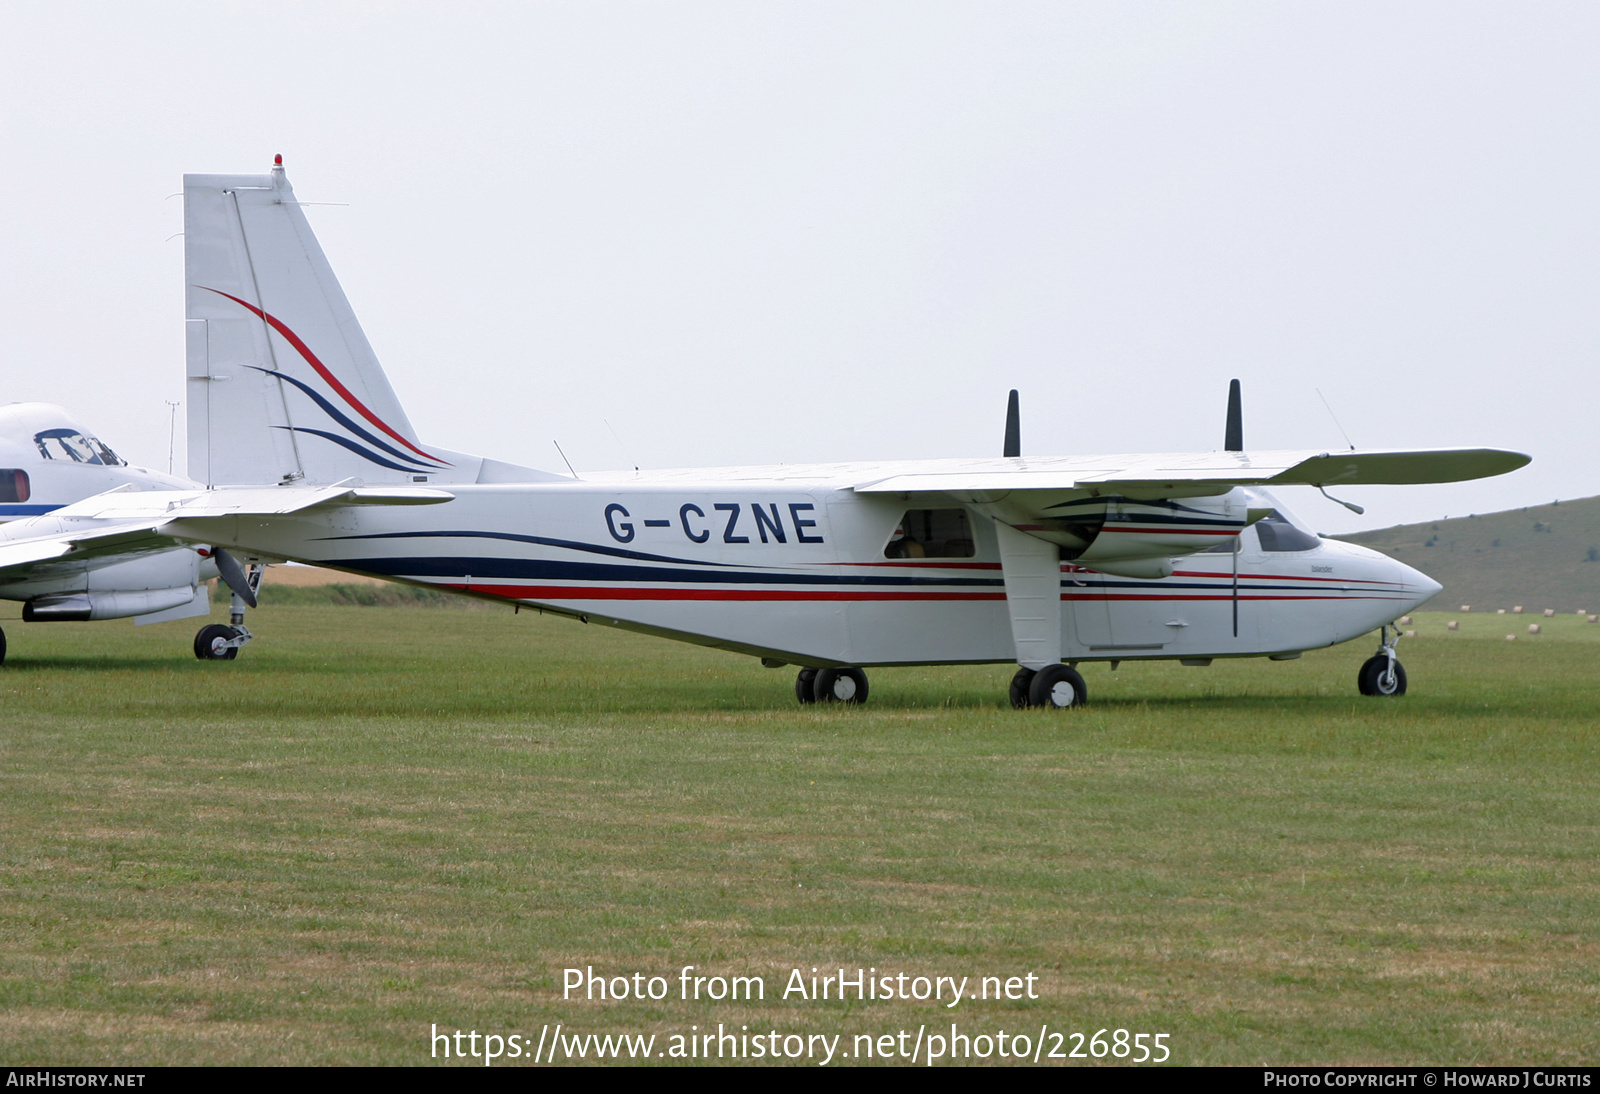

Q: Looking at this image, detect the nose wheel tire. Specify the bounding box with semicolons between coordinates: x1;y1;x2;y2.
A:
1026;664;1087;709
813;667;869;704
795;668;818;704
1358;655;1407;697
194;624;242;661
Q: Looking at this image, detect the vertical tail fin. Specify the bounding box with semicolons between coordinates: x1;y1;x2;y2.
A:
185;158;464;486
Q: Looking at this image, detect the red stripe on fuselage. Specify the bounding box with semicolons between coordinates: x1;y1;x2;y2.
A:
427;581;1404;605
201;287;447;465
453;583;1007;602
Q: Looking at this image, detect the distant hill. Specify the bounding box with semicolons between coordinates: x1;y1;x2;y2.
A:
1337;496;1600;613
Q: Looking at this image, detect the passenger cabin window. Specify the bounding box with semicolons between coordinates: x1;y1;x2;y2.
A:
0;469;29;503
884;509;976;559
34;429;124;466
1253;510;1320;552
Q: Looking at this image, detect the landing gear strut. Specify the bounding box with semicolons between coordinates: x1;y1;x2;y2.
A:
1357;624;1407;697
195;555;263;661
795;666;869;704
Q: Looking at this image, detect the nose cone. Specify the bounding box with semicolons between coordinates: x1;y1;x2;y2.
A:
1392;558;1443;613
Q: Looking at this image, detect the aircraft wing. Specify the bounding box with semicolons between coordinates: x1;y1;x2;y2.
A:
853;447;1530;498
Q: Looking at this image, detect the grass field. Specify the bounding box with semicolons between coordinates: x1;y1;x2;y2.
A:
0;602;1596;1066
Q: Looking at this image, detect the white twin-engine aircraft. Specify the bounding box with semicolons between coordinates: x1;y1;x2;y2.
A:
0;403;261;662
0;159;1529;706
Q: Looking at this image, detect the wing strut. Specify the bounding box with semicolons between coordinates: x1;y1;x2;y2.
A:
994;521;1062;670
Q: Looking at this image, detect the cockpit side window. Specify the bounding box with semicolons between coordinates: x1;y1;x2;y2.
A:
1253;510;1321;552
0;469;30;503
884;509;976;559
34;429;124;466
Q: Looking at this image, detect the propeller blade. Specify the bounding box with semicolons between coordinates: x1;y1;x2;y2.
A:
212;547;258;609
1003;389;1021;458
1224;379;1243;452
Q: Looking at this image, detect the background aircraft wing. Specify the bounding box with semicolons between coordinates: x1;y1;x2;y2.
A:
49;484;455;521
0;484;456;584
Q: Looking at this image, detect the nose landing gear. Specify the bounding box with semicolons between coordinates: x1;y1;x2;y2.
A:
1357;625;1408;697
194;553;263;661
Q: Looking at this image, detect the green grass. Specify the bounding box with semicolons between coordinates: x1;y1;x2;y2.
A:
0;604;1596;1065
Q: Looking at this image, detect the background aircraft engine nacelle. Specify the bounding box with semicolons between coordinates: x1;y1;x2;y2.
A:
23;550;204;621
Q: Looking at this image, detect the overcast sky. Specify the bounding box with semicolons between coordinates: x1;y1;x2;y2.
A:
1;2;1594;533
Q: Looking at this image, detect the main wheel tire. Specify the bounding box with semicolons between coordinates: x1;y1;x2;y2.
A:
1009;667;1036;709
1027;664;1087;709
0;624;8;666
194;623;239;661
813;667;869;704
1357;654;1406;697
795;668;818;704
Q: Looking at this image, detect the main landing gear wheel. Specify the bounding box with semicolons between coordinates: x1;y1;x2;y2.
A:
795;668;818;704
1358;654;1407;697
813;667;869;704
194;623;243;661
1357;623;1407;697
1009;667;1036;709
1026;664;1087;709
0;624;7;666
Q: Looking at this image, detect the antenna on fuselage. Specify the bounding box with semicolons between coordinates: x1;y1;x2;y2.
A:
553;440;580;480
1224;379;1243;452
1003;389;1021;458
604;418;640;473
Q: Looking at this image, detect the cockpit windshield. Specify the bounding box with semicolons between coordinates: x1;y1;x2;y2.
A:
1253;510;1321;552
34;428;124;466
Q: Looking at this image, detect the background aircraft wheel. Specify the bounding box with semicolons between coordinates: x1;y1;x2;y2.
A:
1009;667;1035;709
0;624;7;666
1027;664;1086;709
795;668;818;704
194;624;240;661
813;667;869;704
1357;655;1407;697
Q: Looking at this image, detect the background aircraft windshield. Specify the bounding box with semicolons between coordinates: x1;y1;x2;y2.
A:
34;428;124;466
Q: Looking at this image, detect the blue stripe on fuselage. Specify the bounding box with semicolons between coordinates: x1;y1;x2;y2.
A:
320;530;742;568
331;555;1004;587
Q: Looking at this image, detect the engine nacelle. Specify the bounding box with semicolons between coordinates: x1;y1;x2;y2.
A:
975;490;1255;564
25;587;200;621
22;549;204;621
